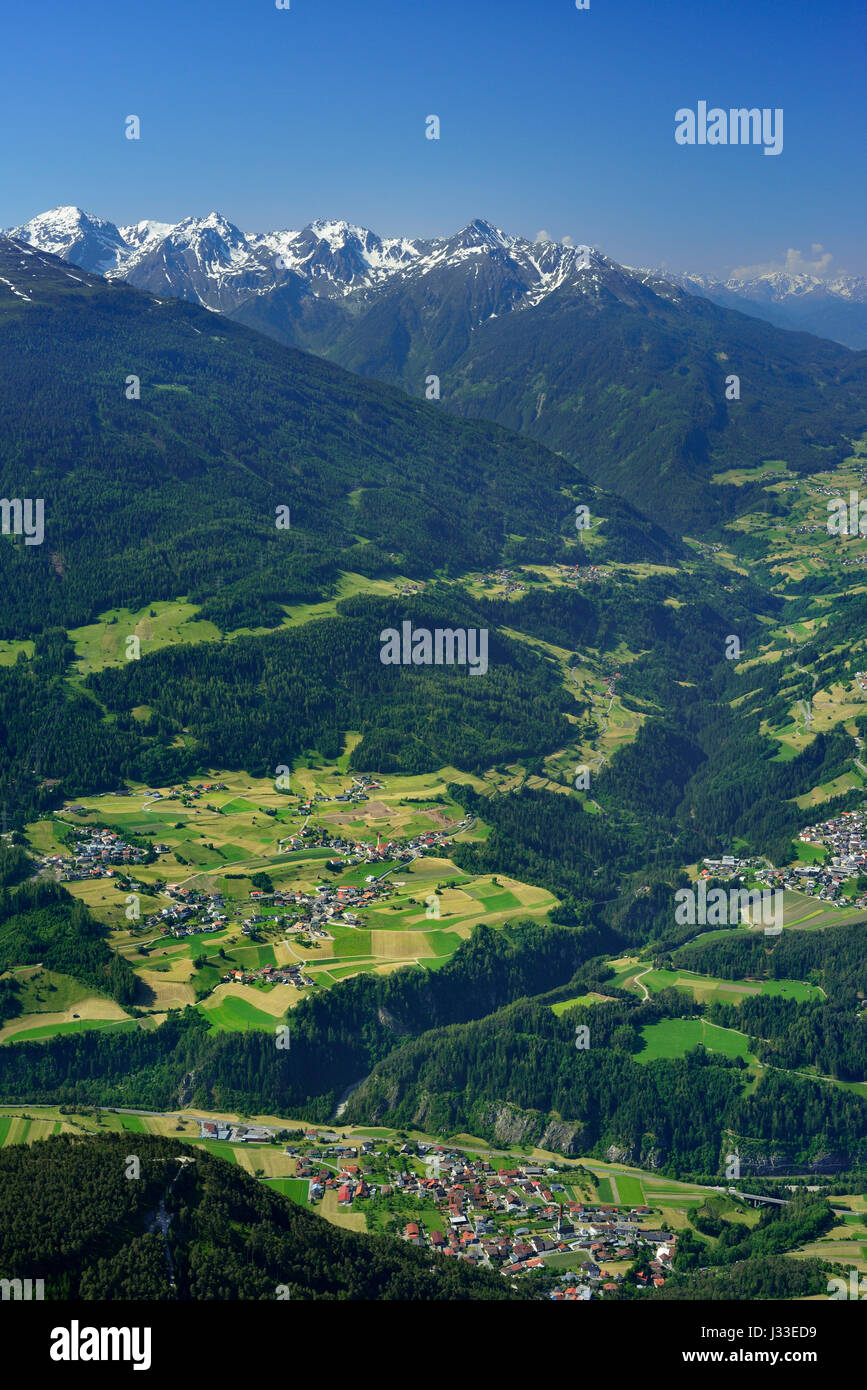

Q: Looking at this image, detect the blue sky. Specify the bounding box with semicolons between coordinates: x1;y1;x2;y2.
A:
2;0;864;276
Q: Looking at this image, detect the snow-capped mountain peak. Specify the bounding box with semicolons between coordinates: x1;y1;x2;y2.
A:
9;206;129;275
450;218;510;249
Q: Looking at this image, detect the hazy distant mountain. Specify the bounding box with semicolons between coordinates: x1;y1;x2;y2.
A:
650;266;867;350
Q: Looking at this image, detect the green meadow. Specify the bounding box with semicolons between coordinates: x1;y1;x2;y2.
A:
198;995;276;1032
265;1177;310;1204
640;969;823;1005
551;993;611;1014
610;1174;645;1204
6;1018;139;1044
634;1018;755;1064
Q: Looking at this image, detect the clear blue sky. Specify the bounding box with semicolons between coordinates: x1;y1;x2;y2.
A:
2;0;864;276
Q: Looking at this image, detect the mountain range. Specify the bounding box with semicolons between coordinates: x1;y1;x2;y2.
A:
7;205;662;310
8;208;867;536
11;205;867;349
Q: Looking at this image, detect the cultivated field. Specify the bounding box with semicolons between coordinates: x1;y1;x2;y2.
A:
14;759;557;1043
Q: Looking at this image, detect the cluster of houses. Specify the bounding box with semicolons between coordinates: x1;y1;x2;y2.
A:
557;562;609;585
44;826;156;881
281;827;401;861
393;1163;675;1288
294;776;384;816
478;566;528;597
757;862;858;905
139;872;408;945
286;878;397;930
799;806;867;869
146;885;231;936
699;816;867;910
142;782;228;801
280;817;467;887
222;961;314;989
287;1135;675;1292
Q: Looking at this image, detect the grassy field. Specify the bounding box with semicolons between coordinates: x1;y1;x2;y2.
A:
0;638;35;666
582;1159;725;1217
639;969;823;1005
231;1147;296;1179
610;1174;645;1204
551;993;615;1014
265;1177;309;1204
790;1241;867;1274
197;993;277;1032
0;968;91;1014
0;985;134;1044
4;1017;139;1043
633;1018;756;1064
317;1187;367;1232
